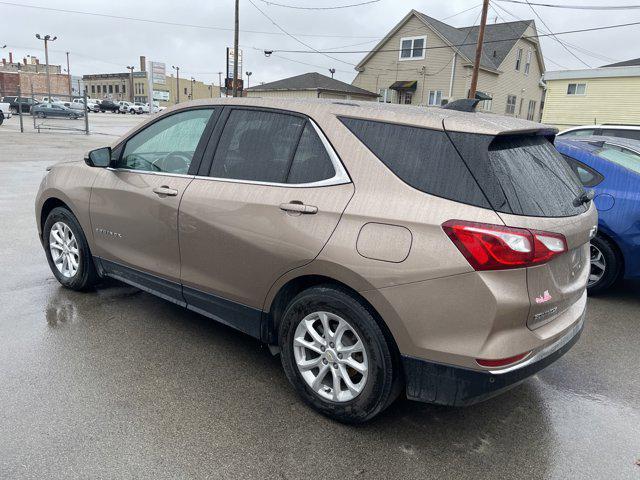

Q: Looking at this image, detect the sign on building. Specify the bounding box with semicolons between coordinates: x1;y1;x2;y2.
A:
226;48;243;80
153;90;170;102
151;62;166;85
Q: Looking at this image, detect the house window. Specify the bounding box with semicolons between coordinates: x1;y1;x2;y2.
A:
115;84;120;94
91;85;95;94
378;88;391;103
515;48;523;71
399;36;426;60
184;87;188;95
108;85;113;94
567;83;587;95
527;100;536;121
506;95;517;115
428;90;443;106
524;50;532;75
482;94;492;112
399;91;413;104
96;85;101;94
122;84;126;93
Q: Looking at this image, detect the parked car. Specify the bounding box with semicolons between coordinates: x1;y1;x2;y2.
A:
117;101;133;114
98;99;120;113
31;103;83;119
0;101;11;125
1;96;39;113
60;100;87;113
35;98;596;423
40;96;63;105
132;102;149;114
556;136;640;293
146;102;166;113
73;98;99;112
558;124;640;141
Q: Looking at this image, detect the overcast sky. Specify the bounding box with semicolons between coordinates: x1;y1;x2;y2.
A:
3;0;640;87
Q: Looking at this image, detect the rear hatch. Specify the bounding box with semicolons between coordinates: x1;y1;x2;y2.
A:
445;126;597;330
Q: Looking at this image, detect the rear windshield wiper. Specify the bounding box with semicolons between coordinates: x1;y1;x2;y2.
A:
573;189;595;207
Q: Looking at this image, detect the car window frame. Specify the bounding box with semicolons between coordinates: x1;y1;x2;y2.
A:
560;153;604;187
197;105;350;188
109;106;221;177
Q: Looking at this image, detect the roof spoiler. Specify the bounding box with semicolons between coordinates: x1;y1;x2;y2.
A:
442;98;480;113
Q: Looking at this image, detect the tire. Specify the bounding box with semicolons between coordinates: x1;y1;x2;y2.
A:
43;207;100;291
279;285;401;424
588;234;622;295
37;112;45;119
0;113;3;126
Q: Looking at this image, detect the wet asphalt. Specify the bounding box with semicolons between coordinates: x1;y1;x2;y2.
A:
1;114;639;480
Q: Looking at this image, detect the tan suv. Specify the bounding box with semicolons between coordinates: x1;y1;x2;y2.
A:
35;98;597;423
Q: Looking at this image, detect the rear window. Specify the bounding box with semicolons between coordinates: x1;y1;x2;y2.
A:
339;117;490;208
486;136;587;217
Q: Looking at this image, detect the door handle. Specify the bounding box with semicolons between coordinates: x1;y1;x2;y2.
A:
152;186;178;197
279;202;318;215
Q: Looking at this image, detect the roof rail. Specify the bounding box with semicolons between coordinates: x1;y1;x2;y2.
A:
442;98;480;112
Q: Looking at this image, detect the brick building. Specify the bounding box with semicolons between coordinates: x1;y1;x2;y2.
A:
0;51;70;98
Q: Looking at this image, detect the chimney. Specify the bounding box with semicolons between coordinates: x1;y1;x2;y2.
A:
140;55;146;72
8;51;13;63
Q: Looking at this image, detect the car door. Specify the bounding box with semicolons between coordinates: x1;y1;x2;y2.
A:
90;107;219;302
178;107;354;336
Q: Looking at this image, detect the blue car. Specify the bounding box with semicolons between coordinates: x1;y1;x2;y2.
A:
555;136;640;293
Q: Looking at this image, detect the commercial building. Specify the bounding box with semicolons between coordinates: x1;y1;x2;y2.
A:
245;72;378;100
351;9;546;120
542;59;640;128
82;56;220;106
0;51;70;97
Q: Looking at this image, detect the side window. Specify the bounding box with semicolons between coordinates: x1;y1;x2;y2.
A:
339;117;489;208
117;108;214;174
601;129;640;141
210;109;305;183
287;123;335;184
596;144;640;175
561;154;603;187
563;129;595;137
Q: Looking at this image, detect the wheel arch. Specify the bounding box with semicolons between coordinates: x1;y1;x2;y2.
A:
594;228;625;278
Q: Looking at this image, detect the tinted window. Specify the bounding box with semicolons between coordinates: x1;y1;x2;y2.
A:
118;108;214;174
339;117;489;208
287;123;335;184
600;129;640;141
211;109;305;183
596;144;640;175
487;136;586;217
561;154;603;187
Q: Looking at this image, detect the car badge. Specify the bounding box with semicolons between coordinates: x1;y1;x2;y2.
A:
535;290;552;304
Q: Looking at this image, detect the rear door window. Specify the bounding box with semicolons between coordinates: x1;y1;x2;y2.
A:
211;109;305;183
486;136;587;217
287;123;335;184
339;117;490;208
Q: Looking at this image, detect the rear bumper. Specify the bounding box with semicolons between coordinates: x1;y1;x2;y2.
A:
402;311;585;406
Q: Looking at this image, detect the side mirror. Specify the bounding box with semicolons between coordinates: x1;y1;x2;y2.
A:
85;147;111;168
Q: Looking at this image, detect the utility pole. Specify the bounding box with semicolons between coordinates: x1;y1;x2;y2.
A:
172;65;180;104
218;71;223;97
65;51;72;97
35;34;57;101
232;0;239;97
245;71;252;90
190;77;195;100
468;0;489;100
126;65;135;102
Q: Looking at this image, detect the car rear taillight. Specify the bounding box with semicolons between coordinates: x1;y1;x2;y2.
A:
442;220;567;271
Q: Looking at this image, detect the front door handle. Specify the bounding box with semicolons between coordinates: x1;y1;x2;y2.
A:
153;186;178;197
279;202;318;215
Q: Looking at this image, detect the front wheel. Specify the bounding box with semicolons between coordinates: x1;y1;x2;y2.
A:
279;285;401;423
43;207;100;291
588;234;622;295
37;112;46;118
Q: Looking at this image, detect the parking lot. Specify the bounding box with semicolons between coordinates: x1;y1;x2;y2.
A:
1;113;639;480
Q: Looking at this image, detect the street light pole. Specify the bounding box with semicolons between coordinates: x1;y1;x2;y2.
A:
35;33;57;101
232;0;239;97
217;71;223;97
65;51;71;96
245;71;252;90
126;66;135;102
329;68;335;79
190;77;195;100
171;65;180;104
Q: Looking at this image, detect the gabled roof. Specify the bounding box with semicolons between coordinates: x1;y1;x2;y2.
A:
246;72;378;97
356;9;535;73
602;58;640;68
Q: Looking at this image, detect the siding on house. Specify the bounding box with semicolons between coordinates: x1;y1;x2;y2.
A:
542;74;640;128
352;11;545;117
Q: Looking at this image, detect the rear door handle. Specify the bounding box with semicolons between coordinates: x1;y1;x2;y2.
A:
279;202;318;215
152;186;178;197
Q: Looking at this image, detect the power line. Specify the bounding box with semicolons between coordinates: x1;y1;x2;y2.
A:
523;0;592;67
256;0;380;10
271;20;640;54
442;4;482;20
247;0;357;67
495;0;640;10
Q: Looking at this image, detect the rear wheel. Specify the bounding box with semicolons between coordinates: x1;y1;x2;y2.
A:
37;112;45;119
588;235;622;294
279;285;400;423
43;207;99;291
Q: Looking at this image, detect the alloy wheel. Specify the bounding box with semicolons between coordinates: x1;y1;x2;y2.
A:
49;221;80;278
293;311;368;402
589;243;606;287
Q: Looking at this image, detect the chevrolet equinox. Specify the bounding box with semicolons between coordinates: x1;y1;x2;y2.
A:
36;98;597;423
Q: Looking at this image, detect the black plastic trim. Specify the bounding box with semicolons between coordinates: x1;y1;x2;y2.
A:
402;319;584;406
